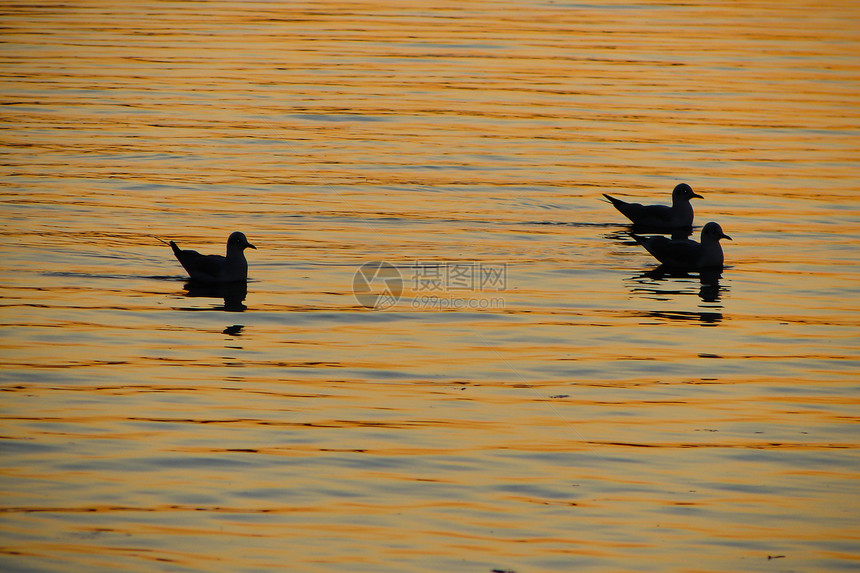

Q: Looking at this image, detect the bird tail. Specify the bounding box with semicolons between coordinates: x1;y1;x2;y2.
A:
602;193;622;206
628;231;648;247
152;235;183;257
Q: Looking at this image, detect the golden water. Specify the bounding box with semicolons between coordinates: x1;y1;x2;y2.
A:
1;1;859;572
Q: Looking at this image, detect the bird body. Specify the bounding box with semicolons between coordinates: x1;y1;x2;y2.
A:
169;231;256;282
631;222;731;269
604;183;702;229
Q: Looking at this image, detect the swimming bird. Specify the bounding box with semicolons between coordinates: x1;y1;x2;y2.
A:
603;183;702;229
630;222;731;269
169;232;256;282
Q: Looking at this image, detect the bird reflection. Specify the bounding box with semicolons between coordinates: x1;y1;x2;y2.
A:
697;268;725;303
182;280;248;312
626;266;727;324
635;265;728;302
223;324;244;336
605;226;692;243
641;308;723;325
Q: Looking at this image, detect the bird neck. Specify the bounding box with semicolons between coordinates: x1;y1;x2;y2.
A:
700;238;724;265
226;246;246;260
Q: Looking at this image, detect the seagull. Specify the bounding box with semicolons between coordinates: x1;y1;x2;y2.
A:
630;222;731;269
168;232;256;282
603;183;703;229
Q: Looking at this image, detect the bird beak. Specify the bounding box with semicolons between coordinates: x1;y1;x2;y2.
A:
721;233;732;241
692;192;704;199
247;242;257;249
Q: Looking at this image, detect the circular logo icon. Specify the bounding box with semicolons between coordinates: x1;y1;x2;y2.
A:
352;261;403;310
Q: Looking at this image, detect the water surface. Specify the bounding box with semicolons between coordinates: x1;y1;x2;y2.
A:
1;1;859;572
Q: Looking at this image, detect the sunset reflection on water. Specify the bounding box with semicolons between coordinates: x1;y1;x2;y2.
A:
1;1;859;572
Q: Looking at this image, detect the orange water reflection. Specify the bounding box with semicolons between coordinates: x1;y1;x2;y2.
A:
2;1;860;572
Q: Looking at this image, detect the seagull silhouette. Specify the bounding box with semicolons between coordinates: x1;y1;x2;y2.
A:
630;222;731;269
603;183;702;229
169;232;256;282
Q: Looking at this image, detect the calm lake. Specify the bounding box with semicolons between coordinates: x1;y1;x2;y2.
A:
1;1;859;572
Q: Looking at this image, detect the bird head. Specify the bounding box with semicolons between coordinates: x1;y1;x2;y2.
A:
227;231;256;250
701;222;731;242
674;183;703;201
